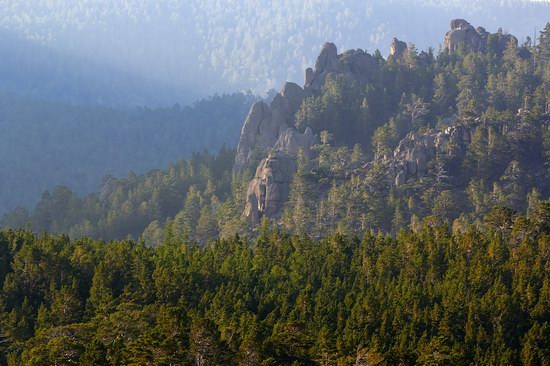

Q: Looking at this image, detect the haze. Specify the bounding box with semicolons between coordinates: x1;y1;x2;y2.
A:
1;0;549;106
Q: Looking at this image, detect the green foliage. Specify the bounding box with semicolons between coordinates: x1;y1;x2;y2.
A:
0;25;549;365
0;204;548;364
2;148;238;244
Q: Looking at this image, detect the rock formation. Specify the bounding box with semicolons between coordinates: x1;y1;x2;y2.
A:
445;19;518;55
233;82;307;172
304;42;379;90
372;120;491;187
245;128;317;225
390;37;409;60
234;41;395;224
244;152;295;226
232;20;535;227
273;127;316;157
445;19;483;53
235;42;382;174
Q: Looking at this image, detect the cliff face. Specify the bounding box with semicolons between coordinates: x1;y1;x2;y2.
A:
234;42;382;174
235;42;380;223
245;128;317;226
233;82;307;172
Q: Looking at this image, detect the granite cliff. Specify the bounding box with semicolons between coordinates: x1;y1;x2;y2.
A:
235;41;384;223
233;18;540;226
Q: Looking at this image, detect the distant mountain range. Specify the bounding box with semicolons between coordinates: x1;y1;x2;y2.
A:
1;0;549;106
0;31;196;108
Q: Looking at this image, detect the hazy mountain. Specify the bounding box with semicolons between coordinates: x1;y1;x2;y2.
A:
0;92;255;215
0;31;197;107
0;0;548;106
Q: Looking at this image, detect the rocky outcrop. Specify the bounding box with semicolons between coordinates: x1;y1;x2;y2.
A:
233;82;307;172
304;42;379;90
273;127;317;157
315;42;339;74
245;152;296;226
445;19;483;53
445;19;518;55
390;37;409;60
236;41;387;224
245;128;317;225
235;42;381;173
373;121;486;187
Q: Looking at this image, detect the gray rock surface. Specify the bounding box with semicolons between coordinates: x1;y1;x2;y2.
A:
315;42;339;73
244;152;296;226
273;127;317;157
376;122;481;187
245;128;318;225
233;82;306;172
445;19;482;53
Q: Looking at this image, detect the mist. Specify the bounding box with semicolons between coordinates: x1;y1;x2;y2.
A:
1;0;549;107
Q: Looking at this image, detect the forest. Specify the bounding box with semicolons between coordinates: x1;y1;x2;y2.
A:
0;92;255;215
0;17;549;366
0;205;548;365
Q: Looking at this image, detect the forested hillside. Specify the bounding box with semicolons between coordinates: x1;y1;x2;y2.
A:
0;92;255;215
1;18;550;365
1;1;548;101
4;21;549;247
0;205;548;364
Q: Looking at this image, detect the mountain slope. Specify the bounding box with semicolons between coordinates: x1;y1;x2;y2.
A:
0;1;548;103
0;92;255;215
2;19;549;244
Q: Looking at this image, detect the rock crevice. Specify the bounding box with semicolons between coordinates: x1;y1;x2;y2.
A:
245;128;317;225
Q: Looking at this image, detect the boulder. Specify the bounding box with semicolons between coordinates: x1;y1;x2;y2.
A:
450;18;472;30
